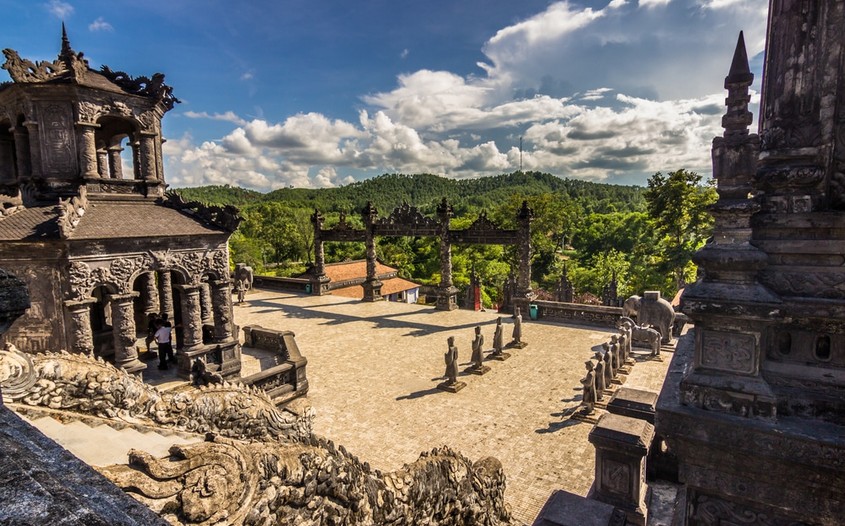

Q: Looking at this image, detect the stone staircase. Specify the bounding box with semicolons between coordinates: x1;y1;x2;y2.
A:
16;407;204;467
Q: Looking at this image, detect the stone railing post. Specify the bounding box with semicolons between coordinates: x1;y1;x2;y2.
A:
588;412;653;526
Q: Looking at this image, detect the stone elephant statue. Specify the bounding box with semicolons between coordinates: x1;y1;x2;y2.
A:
622;292;675;344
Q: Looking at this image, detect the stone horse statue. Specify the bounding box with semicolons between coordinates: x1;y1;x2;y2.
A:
622;292;674;344
617;316;661;357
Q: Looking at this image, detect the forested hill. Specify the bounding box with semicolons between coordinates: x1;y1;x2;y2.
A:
174;171;647;214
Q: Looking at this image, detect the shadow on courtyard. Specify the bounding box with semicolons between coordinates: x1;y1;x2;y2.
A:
245;297;505;337
395;387;444;400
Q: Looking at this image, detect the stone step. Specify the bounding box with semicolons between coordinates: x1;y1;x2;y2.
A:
22;412;203;467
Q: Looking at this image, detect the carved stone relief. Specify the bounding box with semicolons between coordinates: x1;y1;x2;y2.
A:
700;330;757;374
36;101;77;176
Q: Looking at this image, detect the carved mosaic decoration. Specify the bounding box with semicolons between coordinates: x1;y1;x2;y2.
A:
690;493;809;526
99;66;179;110
0;349;313;441
102;437;511;526
159;191;242;232
56;186;88;239
700;330;756;374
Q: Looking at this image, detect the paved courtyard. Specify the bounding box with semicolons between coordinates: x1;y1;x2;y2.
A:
234;289;674;525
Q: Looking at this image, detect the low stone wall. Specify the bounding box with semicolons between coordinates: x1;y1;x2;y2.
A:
533;300;623;328
252;275;311;293
241;325;309;405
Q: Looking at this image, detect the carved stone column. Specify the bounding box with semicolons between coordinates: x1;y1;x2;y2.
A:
175;284;203;352
107;292;145;374
139;133;157;181
0;136;15;183
200;281;213;325
514;200;534;313
309;209;331;295
210;278;235;342
63;298;96;356
107;145;123;179
138;271;159;315
22;121;42;178
436;198;458;311
158;269;174;321
76;122;99;178
12;126;32;179
96;146;108;177
131;140;141;179
361;201;383;302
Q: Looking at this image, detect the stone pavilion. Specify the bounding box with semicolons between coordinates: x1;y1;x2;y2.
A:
0;28;241;377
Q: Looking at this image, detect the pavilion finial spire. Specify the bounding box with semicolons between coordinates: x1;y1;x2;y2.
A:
727;31;753;85
60;22;72;58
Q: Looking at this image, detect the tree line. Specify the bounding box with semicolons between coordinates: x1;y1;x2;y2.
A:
176;170;715;306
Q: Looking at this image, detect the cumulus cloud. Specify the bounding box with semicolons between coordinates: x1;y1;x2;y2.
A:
88;16;113;32
167;0;768;190
45;0;73;18
184;110;248;127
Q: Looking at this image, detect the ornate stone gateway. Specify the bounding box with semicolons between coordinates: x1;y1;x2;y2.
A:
309;199;534;311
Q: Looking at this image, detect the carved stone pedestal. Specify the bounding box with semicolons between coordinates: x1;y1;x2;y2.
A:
532;489;627;526
607;388;657;424
435;285;459;311
437;381;466;393
488;352;511;361
466;365;491;375
507;340;528;349
589;413;654;526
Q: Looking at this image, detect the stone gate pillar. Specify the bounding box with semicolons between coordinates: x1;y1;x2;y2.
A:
158;269;174;321
64;298;96;356
361;201;383;302
514;200;534;314
106;292;145;374
309;209;331;295
175;284;203;352
210;278;235;342
436;198;458;311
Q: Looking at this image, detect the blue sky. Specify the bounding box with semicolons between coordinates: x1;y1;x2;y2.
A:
1;0;768;190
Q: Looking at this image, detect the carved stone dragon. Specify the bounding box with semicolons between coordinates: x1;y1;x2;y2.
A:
0;347;312;441
102;436;511;526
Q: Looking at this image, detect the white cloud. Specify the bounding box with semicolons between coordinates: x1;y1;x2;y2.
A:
88;16;113;32
166;0;767;190
184;110;248;127
400;48;409;59
240;72;254;81
639;0;672;8
45;0;73;18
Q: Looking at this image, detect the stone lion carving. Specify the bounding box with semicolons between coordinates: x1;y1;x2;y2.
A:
0;348;312;441
101;435;511;526
622;292;675;344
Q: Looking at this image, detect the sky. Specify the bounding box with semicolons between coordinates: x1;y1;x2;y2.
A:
0;0;769;191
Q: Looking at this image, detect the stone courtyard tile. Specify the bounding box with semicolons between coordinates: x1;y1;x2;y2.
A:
235;289;673;525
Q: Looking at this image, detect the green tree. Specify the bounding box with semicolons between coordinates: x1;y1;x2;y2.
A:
644;169;717;293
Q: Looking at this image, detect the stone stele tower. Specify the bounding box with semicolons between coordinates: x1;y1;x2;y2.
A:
658;2;845;525
0;27;242;379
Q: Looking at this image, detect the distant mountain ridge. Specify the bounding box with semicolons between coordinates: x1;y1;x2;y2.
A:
174;171;646;214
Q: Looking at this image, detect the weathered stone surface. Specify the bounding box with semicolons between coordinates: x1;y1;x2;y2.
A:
607;388;657;424
532;490;626;526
